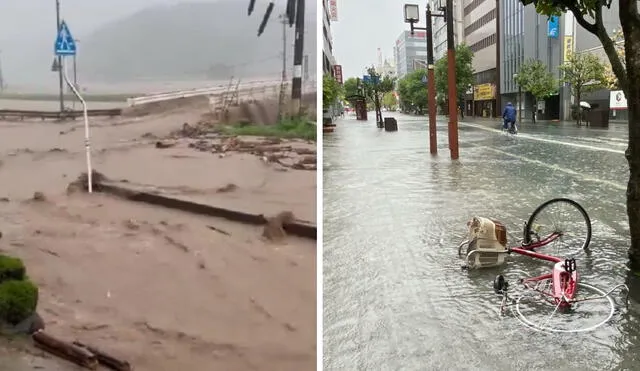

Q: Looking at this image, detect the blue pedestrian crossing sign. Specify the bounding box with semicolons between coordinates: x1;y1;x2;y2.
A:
54;21;76;56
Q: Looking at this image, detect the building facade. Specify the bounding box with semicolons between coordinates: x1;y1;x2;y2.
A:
572;1;626;121
322;0;336;76
430;0;464;61
463;0;499;117
499;0;565;120
394;30;428;79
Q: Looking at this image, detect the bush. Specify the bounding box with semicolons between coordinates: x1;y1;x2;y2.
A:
0;279;39;325
0;255;25;283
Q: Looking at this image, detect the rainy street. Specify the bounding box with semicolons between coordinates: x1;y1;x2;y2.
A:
323;112;640;370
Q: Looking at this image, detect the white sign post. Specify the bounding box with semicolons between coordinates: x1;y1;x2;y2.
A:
55;21;93;193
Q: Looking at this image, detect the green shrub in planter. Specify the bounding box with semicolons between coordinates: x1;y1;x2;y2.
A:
0;279;39;325
0;255;26;283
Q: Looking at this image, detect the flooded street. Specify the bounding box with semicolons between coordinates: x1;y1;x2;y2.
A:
0;104;316;370
323;112;640;370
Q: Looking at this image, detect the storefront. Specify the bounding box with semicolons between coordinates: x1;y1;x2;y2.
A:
473;83;497;118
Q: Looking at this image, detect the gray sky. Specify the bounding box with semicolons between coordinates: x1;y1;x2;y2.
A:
330;0;406;79
0;0;308;88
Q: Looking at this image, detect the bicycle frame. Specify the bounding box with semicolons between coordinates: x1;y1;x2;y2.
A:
509;232;578;308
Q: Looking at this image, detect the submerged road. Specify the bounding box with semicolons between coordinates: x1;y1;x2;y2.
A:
323;113;640;370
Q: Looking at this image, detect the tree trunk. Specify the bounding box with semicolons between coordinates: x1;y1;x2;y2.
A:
622;19;640;269
576;91;582;126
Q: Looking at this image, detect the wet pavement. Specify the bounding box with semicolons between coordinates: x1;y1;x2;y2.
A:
323;112;640;370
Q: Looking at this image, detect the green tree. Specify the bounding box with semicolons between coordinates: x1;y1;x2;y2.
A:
434;43;474;112
343;77;361;100
397;69;428;114
520;0;640;267
382;92;397;111
363;66;396;123
514;58;558;124
322;73;342;110
558;52;605;125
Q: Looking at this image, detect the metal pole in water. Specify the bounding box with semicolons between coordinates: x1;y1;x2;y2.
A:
62;57;92;193
55;0;65;113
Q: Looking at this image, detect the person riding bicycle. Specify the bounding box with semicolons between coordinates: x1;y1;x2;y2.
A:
502;102;517;133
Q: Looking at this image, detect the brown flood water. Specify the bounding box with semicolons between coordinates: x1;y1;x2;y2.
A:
0;107;316;370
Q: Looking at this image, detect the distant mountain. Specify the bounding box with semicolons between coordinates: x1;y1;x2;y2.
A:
78;1;317;82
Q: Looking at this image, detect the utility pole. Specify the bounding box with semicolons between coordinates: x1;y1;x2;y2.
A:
277;13;288;120
0;50;4;93
55;0;65;112
290;0;305;116
426;5;441;155
445;0;459;160
280;14;287;81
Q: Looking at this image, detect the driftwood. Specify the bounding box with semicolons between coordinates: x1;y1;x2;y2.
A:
74;341;133;371
32;331;98;369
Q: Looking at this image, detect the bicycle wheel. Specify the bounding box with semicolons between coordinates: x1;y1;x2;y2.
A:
514;282;614;333
523;198;592;256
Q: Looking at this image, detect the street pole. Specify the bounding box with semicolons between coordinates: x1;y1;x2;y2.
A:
445;0;459;160
281;15;287;81
290;0;305;116
426;5;438;154
518;85;523;124
0;50;4;93
55;0;65;113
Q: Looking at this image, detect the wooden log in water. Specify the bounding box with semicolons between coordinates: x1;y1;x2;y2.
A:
73;341;133;371
32;331;98;369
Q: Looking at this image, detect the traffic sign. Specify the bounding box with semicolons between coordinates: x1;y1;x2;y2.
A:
54;21;76;56
51;57;60;72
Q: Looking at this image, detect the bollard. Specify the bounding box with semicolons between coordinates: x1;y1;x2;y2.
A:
384;117;398;132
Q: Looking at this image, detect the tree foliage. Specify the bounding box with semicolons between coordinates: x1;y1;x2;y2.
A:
322;73;342;109
515;58;558;103
434;44;475;102
558;52;606;125
603;29;625;90
382;92;398;110
343;77;361;100
397;69;428;114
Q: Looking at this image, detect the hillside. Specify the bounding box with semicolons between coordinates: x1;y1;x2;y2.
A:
78;1;317;82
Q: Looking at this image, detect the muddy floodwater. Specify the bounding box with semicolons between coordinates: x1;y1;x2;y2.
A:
0;106;316;370
323;113;640;370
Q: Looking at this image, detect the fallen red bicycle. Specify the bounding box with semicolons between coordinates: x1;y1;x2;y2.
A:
457;198;629;333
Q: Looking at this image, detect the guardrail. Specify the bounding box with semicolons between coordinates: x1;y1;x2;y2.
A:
0;108;122;121
126;79;283;107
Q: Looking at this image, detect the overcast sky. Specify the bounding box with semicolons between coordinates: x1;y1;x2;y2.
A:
0;0;310;88
330;0;406;79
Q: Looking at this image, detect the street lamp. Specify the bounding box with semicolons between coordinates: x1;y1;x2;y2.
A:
513;73;522;124
404;2;446;156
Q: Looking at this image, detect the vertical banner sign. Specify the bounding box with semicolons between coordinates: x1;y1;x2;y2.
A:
329;0;338;21
563;36;573;62
547;16;559;38
333;65;343;84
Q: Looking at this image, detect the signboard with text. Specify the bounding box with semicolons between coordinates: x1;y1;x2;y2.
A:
473;84;496;101
333;65;343;84
329;0;338;21
563;36;574;62
610;90;628;110
548;16;559;38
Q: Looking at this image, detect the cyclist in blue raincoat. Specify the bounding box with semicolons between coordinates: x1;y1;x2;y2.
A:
502;102;517;133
